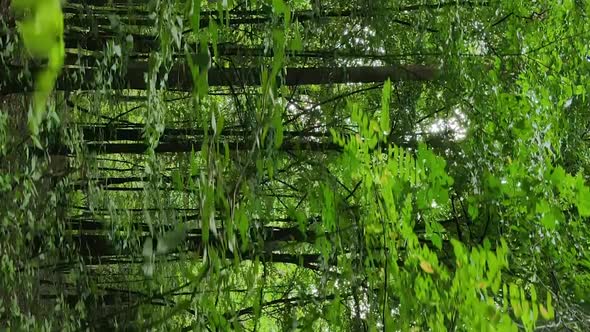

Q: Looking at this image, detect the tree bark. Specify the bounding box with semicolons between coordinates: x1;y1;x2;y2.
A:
49;139;342;155
69;234;325;269
1;64;437;94
66;218;317;243
79;125;331;142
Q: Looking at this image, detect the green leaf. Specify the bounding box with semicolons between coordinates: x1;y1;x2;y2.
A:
18;1;63;58
191;0;201;33
380;79;391;139
540;292;555;320
576;181;590;217
172;170;184;191
272;0;286;14
430;233;442;250
291;22;303;51
273;107;283;148
11;0;38;12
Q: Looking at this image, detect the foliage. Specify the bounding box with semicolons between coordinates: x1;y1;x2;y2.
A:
12;0;64;140
1;0;589;331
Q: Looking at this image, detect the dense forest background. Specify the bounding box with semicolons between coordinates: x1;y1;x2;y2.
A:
1;0;590;330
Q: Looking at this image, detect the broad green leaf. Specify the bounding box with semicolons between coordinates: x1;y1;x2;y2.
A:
380;79;391;138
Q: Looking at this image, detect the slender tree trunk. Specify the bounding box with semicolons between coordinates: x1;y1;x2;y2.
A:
1;64;437;94
50;139;342;155
66;218;317;243
69;233;325;268
79;125;331;142
64;39;421;63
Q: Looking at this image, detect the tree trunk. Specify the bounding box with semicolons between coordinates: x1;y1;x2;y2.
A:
1;64;437;94
79;125;331;142
69;233;325;269
49;139;342;155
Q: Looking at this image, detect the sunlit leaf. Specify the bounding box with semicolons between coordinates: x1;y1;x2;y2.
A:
420;261;434;274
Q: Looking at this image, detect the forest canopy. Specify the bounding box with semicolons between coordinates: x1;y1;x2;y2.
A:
1;0;590;331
